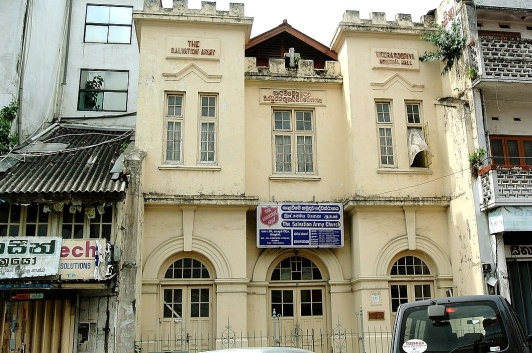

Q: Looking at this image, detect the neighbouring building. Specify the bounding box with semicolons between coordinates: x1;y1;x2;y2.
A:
443;0;532;335
132;1;493;352
0;1;144;353
0;0;69;140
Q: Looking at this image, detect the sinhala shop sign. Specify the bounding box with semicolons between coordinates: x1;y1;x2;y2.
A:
0;237;62;279
257;203;344;248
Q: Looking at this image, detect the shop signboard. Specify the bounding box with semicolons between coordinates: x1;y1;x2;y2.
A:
257;203;344;248
0;237;62;279
59;239;109;280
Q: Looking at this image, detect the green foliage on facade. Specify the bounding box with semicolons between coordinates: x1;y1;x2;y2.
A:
420;19;465;75
0;102;19;153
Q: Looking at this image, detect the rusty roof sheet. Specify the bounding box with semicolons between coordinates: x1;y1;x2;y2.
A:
0;124;134;195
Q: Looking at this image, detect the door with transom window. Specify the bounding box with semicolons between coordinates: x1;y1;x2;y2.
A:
160;258;213;353
389;255;433;322
269;256;326;349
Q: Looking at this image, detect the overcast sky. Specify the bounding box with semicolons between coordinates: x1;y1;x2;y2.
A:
162;0;445;45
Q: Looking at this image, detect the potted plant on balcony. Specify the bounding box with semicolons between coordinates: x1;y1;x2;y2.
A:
469;148;485;177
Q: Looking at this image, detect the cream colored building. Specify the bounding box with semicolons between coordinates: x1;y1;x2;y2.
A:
133;1;487;352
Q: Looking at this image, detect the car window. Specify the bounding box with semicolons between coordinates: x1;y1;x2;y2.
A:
400;301;508;353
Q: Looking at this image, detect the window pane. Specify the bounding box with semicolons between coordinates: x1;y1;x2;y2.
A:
102;92;127;111
376;103;391;123
524;141;532;165
407;104;420;124
275;135;292;172
85;25;108;43
79;91;104;111
200;303;209;317
0;203;9;223
86;6;110;23
200;122;215;162
104;71;129;90
10;204;21;223
491;139;504;165
295;111;312;131
297;135;313;173
201;96;216;117
167;95;183;116
507;140;519;165
109;7;132;24
26;225;36;237
379;128;394;165
274;111;291;130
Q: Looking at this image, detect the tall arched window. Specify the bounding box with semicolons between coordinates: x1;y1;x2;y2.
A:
390;255;433;313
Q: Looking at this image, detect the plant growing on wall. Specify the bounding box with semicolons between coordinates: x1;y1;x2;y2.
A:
469;148;486;177
0;102;19;153
420;18;465;75
84;75;104;110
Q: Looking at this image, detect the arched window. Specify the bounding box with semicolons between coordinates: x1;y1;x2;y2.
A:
164;258;210;279
390;255;432;313
270;256;322;281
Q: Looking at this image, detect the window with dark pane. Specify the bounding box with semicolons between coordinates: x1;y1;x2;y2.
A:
164;258;210;279
391;284;408;312
62;207;85;239
390;256;430;276
271;256;322;281
25;203;49;237
190;288;209;317
271;289;294;317
301;289;323;316
163;288;183;318
89;204;113;240
0;203;21;237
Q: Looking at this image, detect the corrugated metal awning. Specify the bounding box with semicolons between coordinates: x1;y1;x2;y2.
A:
0;125;134;196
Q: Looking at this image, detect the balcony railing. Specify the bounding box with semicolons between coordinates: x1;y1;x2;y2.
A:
479;165;532;211
478;36;532;81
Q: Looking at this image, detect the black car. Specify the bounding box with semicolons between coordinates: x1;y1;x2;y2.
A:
390;295;532;353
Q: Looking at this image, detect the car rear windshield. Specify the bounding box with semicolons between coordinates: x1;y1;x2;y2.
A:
399;300;508;353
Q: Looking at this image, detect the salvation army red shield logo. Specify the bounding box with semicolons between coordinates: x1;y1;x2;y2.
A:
260;206;279;227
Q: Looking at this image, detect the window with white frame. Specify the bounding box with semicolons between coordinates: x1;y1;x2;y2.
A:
84;5;133;44
78;70;129;111
376;102;395;166
0;203;49;237
273;109;315;174
405;102;430;168
165;94;184;163
199;95;217;163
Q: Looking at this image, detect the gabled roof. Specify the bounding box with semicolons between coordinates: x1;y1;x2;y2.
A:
0;124;134;201
246;20;337;61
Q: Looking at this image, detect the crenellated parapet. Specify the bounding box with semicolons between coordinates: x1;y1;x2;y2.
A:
245;58;342;83
138;0;251;24
338;10;436;35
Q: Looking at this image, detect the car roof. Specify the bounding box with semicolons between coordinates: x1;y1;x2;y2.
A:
202;348;315;353
398;295;505;309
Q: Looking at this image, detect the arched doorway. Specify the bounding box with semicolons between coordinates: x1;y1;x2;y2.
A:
389;255;434;319
268;255;327;348
159;257;214;353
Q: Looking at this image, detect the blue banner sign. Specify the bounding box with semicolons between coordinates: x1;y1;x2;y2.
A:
257;203;344;248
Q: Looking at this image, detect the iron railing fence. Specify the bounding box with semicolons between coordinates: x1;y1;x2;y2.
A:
135;308;392;353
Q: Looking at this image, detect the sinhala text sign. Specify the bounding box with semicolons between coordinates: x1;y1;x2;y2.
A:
0;237;62;279
257;203;343;248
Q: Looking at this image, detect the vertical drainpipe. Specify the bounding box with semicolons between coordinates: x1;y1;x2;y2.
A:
17;0;31;142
